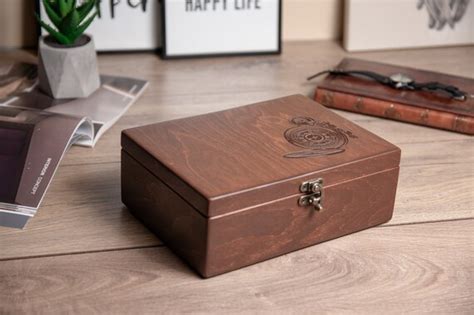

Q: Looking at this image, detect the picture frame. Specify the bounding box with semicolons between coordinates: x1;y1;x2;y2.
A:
161;0;282;58
36;0;162;52
343;0;474;52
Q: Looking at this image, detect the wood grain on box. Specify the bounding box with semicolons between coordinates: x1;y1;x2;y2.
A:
121;95;400;277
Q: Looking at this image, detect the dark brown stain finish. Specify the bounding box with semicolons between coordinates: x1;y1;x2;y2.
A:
121;95;401;278
284;117;357;158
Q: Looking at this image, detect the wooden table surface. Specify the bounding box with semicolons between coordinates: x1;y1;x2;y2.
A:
1;41;473;314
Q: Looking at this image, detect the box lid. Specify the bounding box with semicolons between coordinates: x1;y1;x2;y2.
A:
122;95;400;218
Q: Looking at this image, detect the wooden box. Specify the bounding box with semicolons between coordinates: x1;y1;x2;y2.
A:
121;95;401;278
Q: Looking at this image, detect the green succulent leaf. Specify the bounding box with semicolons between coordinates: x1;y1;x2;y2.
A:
36;14;72;45
43;0;58;14
38;0;97;45
42;0;61;29
71;10;98;41
61;9;81;35
58;0;67;17
58;0;74;18
70;0;78;14
77;0;96;22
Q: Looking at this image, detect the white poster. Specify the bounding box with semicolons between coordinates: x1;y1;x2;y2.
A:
39;0;162;51
163;0;281;57
344;0;474;51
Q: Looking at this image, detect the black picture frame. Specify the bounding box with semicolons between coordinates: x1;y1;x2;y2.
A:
161;0;282;59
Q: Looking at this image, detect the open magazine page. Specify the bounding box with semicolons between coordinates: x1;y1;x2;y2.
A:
46;74;148;146
0;107;93;229
0;61;146;228
1;62;148;147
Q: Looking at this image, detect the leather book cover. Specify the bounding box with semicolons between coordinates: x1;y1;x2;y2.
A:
314;58;474;135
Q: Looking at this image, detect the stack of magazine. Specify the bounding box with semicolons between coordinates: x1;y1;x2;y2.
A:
0;61;148;229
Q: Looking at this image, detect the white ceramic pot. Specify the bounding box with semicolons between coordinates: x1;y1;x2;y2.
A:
38;34;100;99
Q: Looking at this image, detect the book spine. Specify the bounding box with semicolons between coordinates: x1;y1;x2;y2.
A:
315;88;474;135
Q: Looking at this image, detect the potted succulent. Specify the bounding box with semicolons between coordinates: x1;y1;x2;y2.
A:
36;0;100;99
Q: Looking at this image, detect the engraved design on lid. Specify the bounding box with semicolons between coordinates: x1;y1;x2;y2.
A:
284;117;357;158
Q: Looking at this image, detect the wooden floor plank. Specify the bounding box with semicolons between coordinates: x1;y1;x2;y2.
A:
61;115;474;166
1;220;472;314
1;42;473;313
0;161;161;260
6;44;471;168
0;159;471;260
60;107;472;167
0;133;472;260
0;42;472;262
94;42;474;93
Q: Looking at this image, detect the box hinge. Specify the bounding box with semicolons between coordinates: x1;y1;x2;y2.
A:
298;178;324;211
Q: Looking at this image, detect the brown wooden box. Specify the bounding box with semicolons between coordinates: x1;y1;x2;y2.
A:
121;95;401;278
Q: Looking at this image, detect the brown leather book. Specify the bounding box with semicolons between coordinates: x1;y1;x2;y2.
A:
314;58;474;135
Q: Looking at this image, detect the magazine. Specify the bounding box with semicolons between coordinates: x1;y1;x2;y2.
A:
0;61;148;229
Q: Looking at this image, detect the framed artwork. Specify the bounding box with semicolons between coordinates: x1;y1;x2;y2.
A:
161;0;281;58
343;0;474;51
37;0;162;51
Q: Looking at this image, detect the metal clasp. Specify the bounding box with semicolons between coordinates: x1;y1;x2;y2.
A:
298;178;324;211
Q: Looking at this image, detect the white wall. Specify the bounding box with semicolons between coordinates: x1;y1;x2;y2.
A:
283;0;343;41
